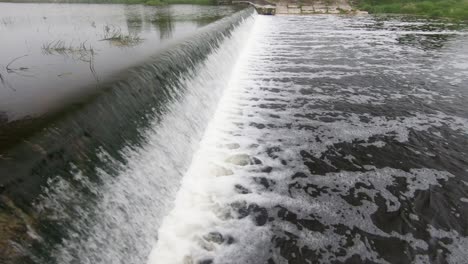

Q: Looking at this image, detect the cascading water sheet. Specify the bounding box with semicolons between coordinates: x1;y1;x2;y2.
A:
0;8;257;264
150;14;468;264
38;10;257;264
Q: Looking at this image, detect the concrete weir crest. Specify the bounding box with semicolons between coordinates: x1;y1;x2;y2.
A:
232;0;368;15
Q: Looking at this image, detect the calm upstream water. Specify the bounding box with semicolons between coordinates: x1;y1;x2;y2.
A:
0;3;239;125
1;4;468;264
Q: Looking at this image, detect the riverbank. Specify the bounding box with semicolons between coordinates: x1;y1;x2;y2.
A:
275;0;357;15
135;0;215;5
239;0;366;15
354;0;468;20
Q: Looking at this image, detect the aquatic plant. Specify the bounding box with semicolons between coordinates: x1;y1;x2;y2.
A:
42;41;98;82
5;55;29;74
0;55;30;89
42;40;95;60
1;17;14;26
101;25;142;46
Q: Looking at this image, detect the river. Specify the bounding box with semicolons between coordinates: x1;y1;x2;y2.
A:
1;4;468;264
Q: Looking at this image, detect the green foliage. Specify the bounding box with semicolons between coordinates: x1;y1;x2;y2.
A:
355;0;468;20
145;0;163;5
162;0;215;4
338;8;351;14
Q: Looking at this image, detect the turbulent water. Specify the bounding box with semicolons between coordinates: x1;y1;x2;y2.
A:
0;7;251;264
150;15;468;264
1;6;468;264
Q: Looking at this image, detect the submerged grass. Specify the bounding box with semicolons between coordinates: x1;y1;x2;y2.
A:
1;17;14;26
42;40;99;81
101;25;142;46
42;40;95;58
354;0;468;20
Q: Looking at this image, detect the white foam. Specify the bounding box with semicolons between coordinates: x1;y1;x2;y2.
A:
147;13;260;264
35;12;257;264
148;14;468;264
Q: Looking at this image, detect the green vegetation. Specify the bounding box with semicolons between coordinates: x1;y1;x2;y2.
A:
1;0;217;6
162;0;216;4
140;0;216;5
42;40;95;56
354;0;468;20
101;25;142;46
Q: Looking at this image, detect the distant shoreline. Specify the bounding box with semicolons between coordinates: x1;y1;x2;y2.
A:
354;0;468;20
1;0;467;20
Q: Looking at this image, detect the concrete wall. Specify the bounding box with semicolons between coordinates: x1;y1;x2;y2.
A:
276;0;354;15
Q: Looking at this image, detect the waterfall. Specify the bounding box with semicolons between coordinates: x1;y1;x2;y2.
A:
0;8;257;264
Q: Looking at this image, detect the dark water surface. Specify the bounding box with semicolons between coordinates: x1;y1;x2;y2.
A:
1;6;468;264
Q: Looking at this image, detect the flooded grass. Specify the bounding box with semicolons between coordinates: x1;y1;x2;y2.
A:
5;55;29;73
1;17;14;26
41;40;99;82
4;55;33;82
42;41;95;58
0;2;240;122
101;25;142;46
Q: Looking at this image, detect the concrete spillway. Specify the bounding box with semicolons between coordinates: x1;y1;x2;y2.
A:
233;0;368;15
1;3;468;264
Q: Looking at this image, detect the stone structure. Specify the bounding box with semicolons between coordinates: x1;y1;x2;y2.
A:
232;1;276;15
232;0;367;16
276;0;354;15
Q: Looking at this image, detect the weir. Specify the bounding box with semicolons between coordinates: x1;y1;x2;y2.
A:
1;4;468;264
148;10;468;264
232;1;276;15
0;8;256;264
232;0;367;15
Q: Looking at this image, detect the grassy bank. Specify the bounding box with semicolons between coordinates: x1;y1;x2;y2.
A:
135;0;216;5
0;0;217;5
354;0;468;20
